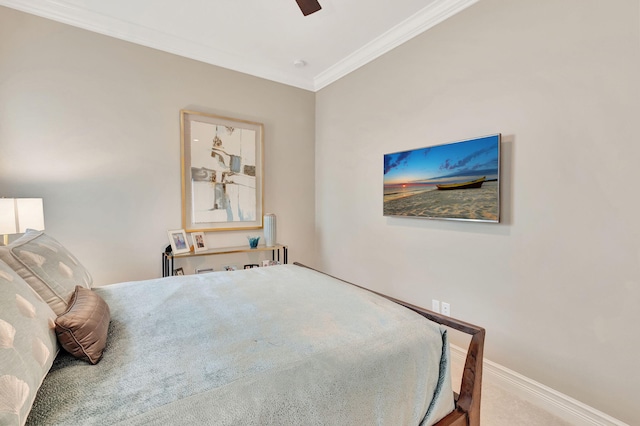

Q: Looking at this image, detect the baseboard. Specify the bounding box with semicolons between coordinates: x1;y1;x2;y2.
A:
450;345;628;426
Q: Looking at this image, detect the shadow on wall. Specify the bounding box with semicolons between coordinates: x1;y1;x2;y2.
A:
385;134;515;237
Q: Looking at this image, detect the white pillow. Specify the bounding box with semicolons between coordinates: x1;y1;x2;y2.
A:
0;231;92;315
0;259;58;426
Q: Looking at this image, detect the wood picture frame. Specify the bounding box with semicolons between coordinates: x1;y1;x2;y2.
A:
191;231;207;253
168;229;190;255
181;110;264;232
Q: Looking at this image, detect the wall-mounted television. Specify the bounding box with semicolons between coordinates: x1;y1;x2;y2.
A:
383;134;500;223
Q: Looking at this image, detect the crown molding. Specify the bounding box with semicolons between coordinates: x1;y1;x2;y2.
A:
1;0;478;92
312;0;480;91
0;0;315;90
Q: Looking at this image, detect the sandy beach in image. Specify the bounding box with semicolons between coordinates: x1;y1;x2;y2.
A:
383;181;498;221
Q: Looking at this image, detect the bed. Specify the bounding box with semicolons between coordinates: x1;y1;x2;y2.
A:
0;231;484;426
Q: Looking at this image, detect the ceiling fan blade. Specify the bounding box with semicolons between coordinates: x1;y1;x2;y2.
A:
295;0;322;16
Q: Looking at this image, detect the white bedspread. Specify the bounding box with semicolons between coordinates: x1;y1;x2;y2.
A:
28;264;454;425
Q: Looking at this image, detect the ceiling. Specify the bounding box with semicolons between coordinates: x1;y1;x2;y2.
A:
1;0;478;91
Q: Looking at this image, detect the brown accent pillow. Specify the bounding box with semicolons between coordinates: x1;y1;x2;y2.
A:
55;286;110;364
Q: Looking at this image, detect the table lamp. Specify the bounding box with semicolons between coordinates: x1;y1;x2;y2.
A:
0;198;45;245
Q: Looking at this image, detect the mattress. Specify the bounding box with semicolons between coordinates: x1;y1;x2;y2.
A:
28;264;454;425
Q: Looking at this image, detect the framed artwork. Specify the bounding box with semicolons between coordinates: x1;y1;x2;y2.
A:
243;264;260;269
191;231;207;253
181;110;264;232
168;229;191;254
383;134;500;223
173;267;184;276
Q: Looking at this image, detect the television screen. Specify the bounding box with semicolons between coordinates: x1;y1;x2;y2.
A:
383;134;500;222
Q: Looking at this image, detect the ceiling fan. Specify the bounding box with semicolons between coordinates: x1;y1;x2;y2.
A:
295;0;322;16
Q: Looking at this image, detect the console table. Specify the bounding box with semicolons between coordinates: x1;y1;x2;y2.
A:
162;244;288;277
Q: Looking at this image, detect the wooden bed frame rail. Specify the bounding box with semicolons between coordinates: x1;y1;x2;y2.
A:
293;263;485;426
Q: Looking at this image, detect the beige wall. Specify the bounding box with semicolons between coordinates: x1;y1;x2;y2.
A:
0;6;317;284
2;0;639;423
316;0;639;423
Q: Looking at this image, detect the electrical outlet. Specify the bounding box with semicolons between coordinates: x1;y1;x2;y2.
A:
441;302;451;317
432;299;440;313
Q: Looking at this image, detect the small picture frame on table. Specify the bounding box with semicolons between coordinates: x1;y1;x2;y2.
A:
191;231;207;253
243;264;260;269
173;267;184;276
168;229;190;255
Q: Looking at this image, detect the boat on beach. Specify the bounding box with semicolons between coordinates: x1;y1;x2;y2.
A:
436;176;486;190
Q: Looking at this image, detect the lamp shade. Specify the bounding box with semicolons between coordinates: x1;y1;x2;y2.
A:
0;198;45;234
0;198;18;234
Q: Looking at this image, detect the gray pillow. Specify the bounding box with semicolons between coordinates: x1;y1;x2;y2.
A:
0;259;58;426
0;231;93;315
